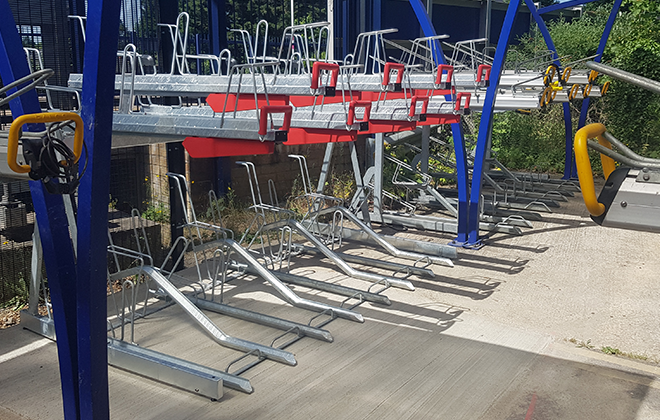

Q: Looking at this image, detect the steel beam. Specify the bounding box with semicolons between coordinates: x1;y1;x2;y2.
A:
107;338;225;399
75;2;122;418
0;5;81;419
466;0;523;246
577;0;623;165
538;0;602;15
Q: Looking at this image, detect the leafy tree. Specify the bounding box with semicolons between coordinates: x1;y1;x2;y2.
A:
495;0;660;172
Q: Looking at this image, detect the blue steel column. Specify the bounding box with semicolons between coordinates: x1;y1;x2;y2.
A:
0;5;82;420
408;0;469;243
69;0;86;73
342;0;349;58
467;0;523;246
576;0;623;151
75;0;121;419
538;0;602;15
208;0;227;55
524;0;575;179
373;0;381;31
537;0;622;178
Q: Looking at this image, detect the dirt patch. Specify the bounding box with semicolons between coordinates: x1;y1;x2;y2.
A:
0;307;20;329
0;304;49;329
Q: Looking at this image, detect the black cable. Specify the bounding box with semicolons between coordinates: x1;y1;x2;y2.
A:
24;120;87;194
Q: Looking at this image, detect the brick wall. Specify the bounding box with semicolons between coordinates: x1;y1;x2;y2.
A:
144;138;367;221
225;140;363;207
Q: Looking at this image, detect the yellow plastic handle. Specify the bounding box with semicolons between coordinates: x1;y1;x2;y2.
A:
541;86;557;106
569;84;580;100
562;67;572;84
574;123;617;217
601;81;611;96
543;65;556;86
7;112;84;174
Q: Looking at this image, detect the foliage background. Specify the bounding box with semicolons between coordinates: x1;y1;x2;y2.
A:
490;0;660;173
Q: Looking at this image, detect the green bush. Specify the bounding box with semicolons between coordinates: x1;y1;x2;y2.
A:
496;0;660;173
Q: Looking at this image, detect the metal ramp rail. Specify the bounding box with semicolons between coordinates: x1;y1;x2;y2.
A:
400;134;567;213
289;154;455;268
167;172;366;322
233;161;416;291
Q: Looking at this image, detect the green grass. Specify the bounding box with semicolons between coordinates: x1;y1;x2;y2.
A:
567;338;656;364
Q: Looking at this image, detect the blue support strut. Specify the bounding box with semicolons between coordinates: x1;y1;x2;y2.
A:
0;1;120;419
523;0;576;180
538;0;602;15
408;0;469;243
75;1;121;419
467;0;523;246
0;4;81;420
577;0;623;137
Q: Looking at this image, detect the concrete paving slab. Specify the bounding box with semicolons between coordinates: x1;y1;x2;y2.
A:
2;190;660;419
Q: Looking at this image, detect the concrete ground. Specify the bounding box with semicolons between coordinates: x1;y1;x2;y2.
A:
2;189;660;419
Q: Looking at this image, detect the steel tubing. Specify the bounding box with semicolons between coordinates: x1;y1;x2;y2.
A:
316;207;454;267
264;219;415;291
141;266;297;366
234;263;392;306
586;61;660;95
194;298;334;342
225;241;365;322
294;244;434;279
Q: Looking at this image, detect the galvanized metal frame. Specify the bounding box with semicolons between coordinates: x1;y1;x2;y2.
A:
0;1;120;418
406;0;471;243
462;0;622;246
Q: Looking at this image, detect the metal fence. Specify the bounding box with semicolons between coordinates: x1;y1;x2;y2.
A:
0;0;327;307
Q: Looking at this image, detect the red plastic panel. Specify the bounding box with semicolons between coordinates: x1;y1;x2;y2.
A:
183;137;275;158
366;120;416;134
285;127;357;145
206;93;289;112
417;114;461;126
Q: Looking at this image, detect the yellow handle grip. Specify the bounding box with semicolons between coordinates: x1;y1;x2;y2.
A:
543;65;556;86
574;123;617;217
601;81;611;95
7;112;84;174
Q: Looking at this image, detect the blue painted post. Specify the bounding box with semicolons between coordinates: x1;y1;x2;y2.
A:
407;0;469;243
373;0;381;31
0;5;81;420
69;0;87;73
451;124;469;244
342;0;349;58
467;0;523;246
75;0;121;418
538;0;602;15
408;0;442;64
208;0;227;56
577;0;623;142
523;0;577;180
562;102;575;179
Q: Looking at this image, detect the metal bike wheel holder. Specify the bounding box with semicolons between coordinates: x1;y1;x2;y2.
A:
290;153;455;268
23;234;255;396
232;261;392;306
262;218;415;291
168;172;365;323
